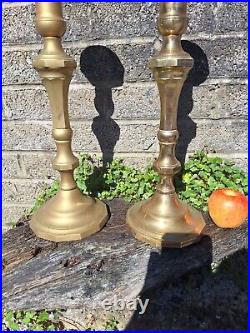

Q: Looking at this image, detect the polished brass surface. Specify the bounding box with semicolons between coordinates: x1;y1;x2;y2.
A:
126;2;205;248
30;2;108;242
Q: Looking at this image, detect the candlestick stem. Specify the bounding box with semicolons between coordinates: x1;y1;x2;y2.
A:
30;2;108;241
126;2;205;247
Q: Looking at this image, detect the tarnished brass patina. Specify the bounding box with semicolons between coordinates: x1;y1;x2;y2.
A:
126;2;205;248
30;2;108;241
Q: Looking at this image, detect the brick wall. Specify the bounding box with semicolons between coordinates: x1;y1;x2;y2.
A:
2;2;248;230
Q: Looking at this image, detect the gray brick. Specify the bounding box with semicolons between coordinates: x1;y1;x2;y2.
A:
66;37;248;81
3;36;247;86
230;156;248;172
2;43;154;85
21;153;57;179
213;84;248;119
2;153;24;178
187;2;215;34
3;152;57;180
215;3;248;33
89;2;157;41
3;179;51;204
2;120;156;152
183;37;247;79
3;87;50;120
77;122;159;153
3;2;216;45
2;121;158;153
2;4;38;45
3;2;156;45
111;154;155;170
2;86;97;121
209;37;246;78
2;205;30;231
2;49;39;85
3;82;247;121
107;82;248;120
180;82;248;120
3;151;157;180
72;42;155;84
3;121;53;151
62;3;92;42
177;119;247;155
88;2;215;40
2;3;91;45
220;155;248;172
3;119;247;155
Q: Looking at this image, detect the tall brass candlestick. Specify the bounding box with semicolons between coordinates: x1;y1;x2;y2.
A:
126;2;205;248
30;2;108;241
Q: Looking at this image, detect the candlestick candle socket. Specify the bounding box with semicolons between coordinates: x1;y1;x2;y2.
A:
126;2;206;248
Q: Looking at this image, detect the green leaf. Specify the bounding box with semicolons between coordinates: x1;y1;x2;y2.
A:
9;321;20;330
5;311;14;322
37;311;49;322
27;151;247;215
47;324;56;330
33;324;44;330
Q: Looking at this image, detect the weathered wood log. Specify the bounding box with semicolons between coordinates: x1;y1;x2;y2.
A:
3;199;247;311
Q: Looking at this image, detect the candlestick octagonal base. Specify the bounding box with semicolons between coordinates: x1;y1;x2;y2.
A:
30;189;108;242
126;192;205;248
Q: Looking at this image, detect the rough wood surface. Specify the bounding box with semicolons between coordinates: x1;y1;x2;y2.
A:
3;199;247;311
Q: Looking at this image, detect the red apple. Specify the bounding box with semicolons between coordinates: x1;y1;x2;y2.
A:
208;188;248;228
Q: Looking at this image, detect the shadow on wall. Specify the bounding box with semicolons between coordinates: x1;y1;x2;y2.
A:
80;46;124;166
79;42;208;168
176;40;210;165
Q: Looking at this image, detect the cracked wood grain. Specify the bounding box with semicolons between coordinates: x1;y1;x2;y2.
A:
3;199;247;311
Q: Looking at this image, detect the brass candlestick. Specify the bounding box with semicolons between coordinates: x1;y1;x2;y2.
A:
30;2;108;242
126;2;205;248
